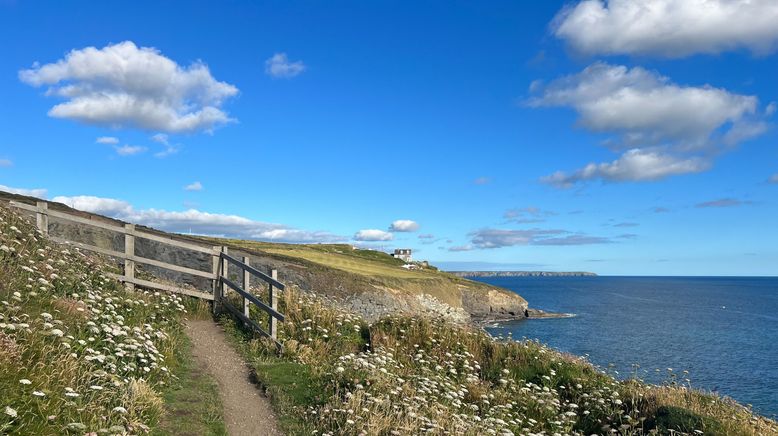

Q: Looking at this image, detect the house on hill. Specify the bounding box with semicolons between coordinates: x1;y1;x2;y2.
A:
391;248;412;262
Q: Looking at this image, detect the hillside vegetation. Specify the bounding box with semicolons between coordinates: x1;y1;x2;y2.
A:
200;238;528;323
0;204;224;435
224;288;778;436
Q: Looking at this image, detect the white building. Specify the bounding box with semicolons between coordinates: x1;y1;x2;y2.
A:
391;248;412;262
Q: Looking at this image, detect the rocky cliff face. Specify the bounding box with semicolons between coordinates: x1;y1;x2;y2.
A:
1;192;530;324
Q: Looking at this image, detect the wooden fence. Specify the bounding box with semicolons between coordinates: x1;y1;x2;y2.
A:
9;200;285;342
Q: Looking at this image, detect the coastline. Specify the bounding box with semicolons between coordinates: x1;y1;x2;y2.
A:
473;307;575;326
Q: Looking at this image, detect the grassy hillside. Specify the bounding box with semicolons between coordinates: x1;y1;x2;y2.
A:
0;204;224;435
200;238;528;322
224;287;778;436
0;192;528;323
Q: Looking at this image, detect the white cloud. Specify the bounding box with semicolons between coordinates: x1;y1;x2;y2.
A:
20;41;238;133
530;63;769;186
541;149;710;187
448;245;475;252
52;195;134;216
504;207;557;223
51;195;345;243
353;229;394;241
389;219;419;232
0;184;48;198
529;63;760;146
150;133;180;158
769;174;778;184
553;0;778;58
0;159;12;167
473;177;491;185
114;145;147;156
265;53;306;78
151;133;169;145
96;136;119;145
695;198;753;208
467;228;614;249
184;181;203;191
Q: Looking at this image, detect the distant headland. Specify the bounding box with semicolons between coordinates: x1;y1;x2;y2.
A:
450;271;597;277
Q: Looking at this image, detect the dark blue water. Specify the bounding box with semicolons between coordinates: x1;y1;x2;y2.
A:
474;276;778;418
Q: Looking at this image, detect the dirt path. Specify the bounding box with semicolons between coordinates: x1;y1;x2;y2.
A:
185;320;283;436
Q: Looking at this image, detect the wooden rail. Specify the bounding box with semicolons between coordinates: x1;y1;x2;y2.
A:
217;249;284;344
9;200;286;341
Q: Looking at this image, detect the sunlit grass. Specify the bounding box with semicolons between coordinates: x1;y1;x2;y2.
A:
223;286;778;436
0;204;219;434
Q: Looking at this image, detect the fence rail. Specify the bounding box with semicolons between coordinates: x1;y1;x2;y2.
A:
9;200;286;341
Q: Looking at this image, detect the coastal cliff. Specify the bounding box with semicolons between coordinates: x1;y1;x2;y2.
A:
0;191;529;325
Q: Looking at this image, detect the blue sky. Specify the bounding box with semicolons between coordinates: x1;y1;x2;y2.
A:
1;0;777;275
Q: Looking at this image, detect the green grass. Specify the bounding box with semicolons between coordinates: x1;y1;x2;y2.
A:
216;285;778;436
197;236;522;312
221;319;327;435
202;238;436;279
0;203;227;435
151;333;227;436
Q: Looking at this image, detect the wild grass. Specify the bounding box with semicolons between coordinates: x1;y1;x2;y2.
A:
0;204;222;435
150;332;227;436
203;238;434;279
224;286;778;436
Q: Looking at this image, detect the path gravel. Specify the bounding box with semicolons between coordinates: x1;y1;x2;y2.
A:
186;320;283;436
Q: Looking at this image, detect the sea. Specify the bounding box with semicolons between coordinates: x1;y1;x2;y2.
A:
471;276;778;418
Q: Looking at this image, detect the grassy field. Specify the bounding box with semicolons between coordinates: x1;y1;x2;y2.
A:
198;238;523;315
222;286;778;436
211;240;434;279
0;204;226;435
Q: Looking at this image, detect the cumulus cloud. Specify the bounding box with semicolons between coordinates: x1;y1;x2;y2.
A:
389;219;419;232
530;63;768;186
184;181;203;191
553;0;778;58
265;53;306;78
768;174;778;184
96;136;119;145
19;41;238;133
465;228;614;249
541;149;710;187
114;144;147;156
50;195;344;243
0;184;48;198
695;198;753;208
353;229;394;241
504;207;557;224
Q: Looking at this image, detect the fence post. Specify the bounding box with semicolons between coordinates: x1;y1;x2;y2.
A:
269;269;278;340
211;246;221;314
243;256;251;319
124;223;135;291
36;201;48;235
221;246;229;302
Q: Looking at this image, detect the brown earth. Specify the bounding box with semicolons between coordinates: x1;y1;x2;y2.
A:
185;320;282;436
